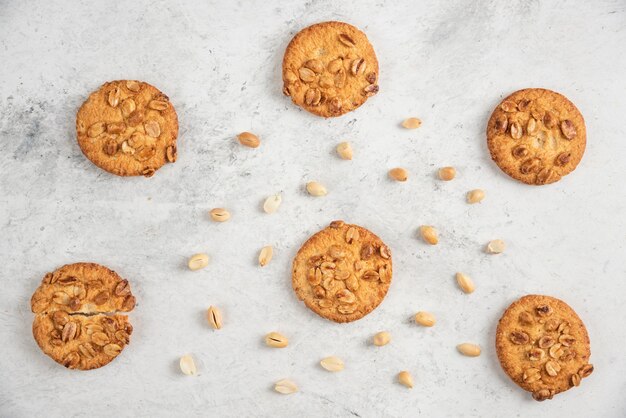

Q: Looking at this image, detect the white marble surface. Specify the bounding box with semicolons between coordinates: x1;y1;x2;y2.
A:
1;0;625;417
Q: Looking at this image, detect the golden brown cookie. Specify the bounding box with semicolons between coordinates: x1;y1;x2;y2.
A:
487;88;586;185
76;80;178;177
32;312;133;370
282;21;379;118
495;295;593;401
292;220;392;323
31;263;135;370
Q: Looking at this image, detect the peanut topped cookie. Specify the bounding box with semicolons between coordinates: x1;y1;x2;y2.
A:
292;220;392;323
495;295;593;401
76;80;178;177
31;263;135;370
487;88;586;185
282;21;379;117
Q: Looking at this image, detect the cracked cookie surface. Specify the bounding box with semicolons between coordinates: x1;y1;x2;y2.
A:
292;220;392;323
282;21;379;118
31;262;135;370
495;295;593;401
487;88;586;185
76;80;178;177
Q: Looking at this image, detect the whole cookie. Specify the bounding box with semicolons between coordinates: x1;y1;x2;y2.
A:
76;80;178;177
487;88;586;185
31;263;136;370
292;220;392;323
495;295;593;401
282;21;379;117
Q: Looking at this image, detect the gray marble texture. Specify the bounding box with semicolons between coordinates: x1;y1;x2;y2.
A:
1;0;625;417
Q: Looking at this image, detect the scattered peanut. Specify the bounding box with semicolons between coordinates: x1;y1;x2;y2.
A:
207;306;223;330
486;239;506;254
263;194;282;214
456;272;475;294
306;181;327;196
402;118;422;129
274;379;298;394
209;208;231;222
188;253;209;271
336;141;353;160
320;356;345;372
265;332;288;348
419;226;439;245
414;311;436;327
466;189;485;204
373;331;391;346
237;131;260;148
398;371;414;388
258;245;273;267
438;166;456;181
457;343;481;357
389;167;409;182
179;354;197;376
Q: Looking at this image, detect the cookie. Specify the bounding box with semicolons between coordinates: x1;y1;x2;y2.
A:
282;21;379;118
486;88;586;185
76;80;178;177
292;220;392;323
495;295;593;401
31;263;135;370
32;312;133;370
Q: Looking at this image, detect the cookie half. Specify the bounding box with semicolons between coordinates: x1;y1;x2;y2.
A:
76;80;178;177
292;220;392;323
33;312;133;371
282;21;379;117
31;262;136;315
487;88;586;185
31;263;136;370
495;295;593;401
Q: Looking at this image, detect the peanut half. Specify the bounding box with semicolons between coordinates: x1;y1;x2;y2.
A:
398;371;414;388
265;332;288;348
438;166;456;181
457;343;481;357
414;311;436;327
274;379;298;394
263;194;282;214
466;189;485;204
188;253;209;271
179;354;197;376
259;245;273;267
486;239;505;254
419;226;439;245
306;181;327;196
389;167;409;182
336;142;353;160
320;356;345;372
237;131;260;148
207;306;222;329
455;272;475;294
209;208;231;222
402;118;422;129
373;331;391;346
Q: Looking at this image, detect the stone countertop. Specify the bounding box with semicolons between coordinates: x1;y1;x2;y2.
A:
1;0;625;417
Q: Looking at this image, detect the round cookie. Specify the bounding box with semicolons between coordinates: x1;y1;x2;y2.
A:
31;263;136;370
292;220;392;323
486;88;586;185
282;21;379;118
495;295;593;401
76;80;178;177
